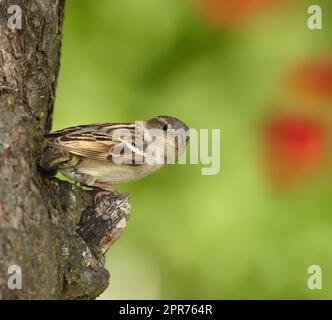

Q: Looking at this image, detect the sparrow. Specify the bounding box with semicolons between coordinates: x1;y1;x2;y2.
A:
39;116;189;194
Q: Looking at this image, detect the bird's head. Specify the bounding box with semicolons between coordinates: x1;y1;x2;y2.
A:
145;115;190;162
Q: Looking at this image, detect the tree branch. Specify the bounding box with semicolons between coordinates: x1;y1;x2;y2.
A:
0;0;130;299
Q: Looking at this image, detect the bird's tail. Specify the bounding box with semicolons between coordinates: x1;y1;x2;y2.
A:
38;146;71;177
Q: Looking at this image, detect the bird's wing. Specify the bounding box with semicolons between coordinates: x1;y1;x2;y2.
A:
46;123;146;163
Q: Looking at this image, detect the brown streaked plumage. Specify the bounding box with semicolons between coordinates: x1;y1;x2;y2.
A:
39;116;189;193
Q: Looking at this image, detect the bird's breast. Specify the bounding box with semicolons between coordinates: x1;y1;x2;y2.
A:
75;159;165;184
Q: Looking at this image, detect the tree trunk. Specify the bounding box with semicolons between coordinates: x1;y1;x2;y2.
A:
0;0;130;299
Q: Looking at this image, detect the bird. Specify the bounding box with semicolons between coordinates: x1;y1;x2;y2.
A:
39;116;189;194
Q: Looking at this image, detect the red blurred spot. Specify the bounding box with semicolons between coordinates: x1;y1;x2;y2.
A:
197;0;281;27
263;114;328;187
288;57;332;104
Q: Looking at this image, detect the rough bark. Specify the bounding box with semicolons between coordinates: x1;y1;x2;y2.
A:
0;0;130;299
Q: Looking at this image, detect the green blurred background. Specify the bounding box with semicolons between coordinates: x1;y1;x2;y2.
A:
53;0;332;299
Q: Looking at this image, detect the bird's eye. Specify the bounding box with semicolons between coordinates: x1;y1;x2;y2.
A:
162;124;168;131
